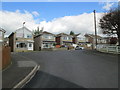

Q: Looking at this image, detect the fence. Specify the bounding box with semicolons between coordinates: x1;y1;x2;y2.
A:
2;46;11;69
97;45;120;54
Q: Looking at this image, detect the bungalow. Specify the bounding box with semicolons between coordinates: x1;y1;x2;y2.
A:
34;31;56;51
56;33;73;47
8;26;34;52
0;27;6;44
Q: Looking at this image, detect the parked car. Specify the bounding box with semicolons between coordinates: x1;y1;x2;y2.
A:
75;46;84;50
61;45;67;48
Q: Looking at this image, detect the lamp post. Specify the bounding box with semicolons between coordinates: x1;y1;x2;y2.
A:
93;10;97;50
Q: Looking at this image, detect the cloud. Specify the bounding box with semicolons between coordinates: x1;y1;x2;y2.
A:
0;10;39;35
102;2;114;10
0;10;103;36
32;11;40;17
39;13;103;35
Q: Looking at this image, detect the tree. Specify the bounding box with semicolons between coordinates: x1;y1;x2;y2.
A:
33;27;43;36
70;31;75;35
99;7;120;45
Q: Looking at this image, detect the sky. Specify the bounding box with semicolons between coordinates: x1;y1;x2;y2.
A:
0;2;118;36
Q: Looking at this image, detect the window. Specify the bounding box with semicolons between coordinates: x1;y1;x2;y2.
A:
20;43;26;48
43;43;48;48
27;34;32;38
68;37;71;40
16;43;27;48
63;37;67;40
43;35;48;39
49;36;54;39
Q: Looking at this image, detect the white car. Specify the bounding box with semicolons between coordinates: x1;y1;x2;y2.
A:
75;46;84;50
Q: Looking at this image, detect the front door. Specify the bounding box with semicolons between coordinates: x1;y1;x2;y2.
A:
27;43;33;50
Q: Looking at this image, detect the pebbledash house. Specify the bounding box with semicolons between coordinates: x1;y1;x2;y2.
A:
8;26;34;52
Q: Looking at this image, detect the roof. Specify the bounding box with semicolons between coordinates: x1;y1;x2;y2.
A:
0;27;6;33
42;31;55;35
8;32;14;38
72;33;81;37
34;31;55;38
75;33;80;36
15;26;32;33
57;33;73;37
84;34;102;39
8;26;33;38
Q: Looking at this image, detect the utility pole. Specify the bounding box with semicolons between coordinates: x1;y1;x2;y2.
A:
23;22;25;38
93;10;97;50
23;22;25;50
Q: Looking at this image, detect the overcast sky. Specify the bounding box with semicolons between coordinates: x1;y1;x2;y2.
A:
0;2;118;36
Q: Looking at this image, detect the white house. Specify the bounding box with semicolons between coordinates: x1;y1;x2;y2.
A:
8;26;34;52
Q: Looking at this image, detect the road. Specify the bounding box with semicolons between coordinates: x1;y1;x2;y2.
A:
18;50;118;88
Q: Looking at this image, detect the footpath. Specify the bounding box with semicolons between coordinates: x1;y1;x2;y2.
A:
2;53;40;89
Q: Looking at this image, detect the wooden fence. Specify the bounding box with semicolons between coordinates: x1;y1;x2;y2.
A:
1;46;11;69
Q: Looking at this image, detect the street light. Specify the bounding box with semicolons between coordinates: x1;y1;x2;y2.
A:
93;10;97;49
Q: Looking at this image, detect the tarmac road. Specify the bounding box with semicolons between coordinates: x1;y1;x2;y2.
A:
19;50;118;88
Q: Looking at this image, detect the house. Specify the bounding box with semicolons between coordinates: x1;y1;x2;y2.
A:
0;27;6;44
73;34;87;44
56;33;73;47
34;31;56;51
84;34;109;49
8;26;34;52
72;34;91;48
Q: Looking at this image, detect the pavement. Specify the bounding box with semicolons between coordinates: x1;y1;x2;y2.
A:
2;53;40;89
19;50;118;88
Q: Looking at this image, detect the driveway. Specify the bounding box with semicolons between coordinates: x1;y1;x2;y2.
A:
18;50;118;88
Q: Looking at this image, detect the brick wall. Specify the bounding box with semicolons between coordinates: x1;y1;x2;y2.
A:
73;37;77;44
9;33;14;52
56;36;61;45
